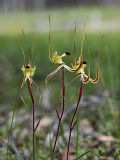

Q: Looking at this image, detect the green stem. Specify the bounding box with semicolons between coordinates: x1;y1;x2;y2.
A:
6;84;20;160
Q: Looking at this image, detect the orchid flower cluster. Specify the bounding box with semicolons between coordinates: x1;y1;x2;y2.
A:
46;32;99;85
45;15;99;160
20;15;99;160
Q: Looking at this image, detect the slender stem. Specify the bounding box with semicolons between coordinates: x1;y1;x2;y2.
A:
6;105;16;160
28;83;35;160
76;111;80;157
74;26;76;65
6;84;20;160
52;69;65;159
34;119;40;133
66;81;83;160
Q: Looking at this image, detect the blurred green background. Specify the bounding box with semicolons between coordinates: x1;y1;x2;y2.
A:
0;0;120;159
0;5;120;107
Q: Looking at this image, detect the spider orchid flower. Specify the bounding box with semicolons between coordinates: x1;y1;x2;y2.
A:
51;51;70;64
46;14;72;82
20;48;36;91
21;63;36;87
20;29;36;89
20;47;41;160
64;24;99;85
66;25;99;160
46;15;71;83
20;28;42;159
20;48;40;106
46;51;71;83
70;23;99;84
65;55;99;84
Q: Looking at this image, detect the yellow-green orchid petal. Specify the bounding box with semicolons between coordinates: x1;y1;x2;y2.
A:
46;64;65;83
71;61;87;74
52;51;63;64
21;65;25;77
21;65;36;79
84;56;99;84
31;66;36;76
51;51;70;64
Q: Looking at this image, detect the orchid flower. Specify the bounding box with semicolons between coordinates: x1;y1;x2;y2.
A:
46;14;73;159
46;23;99;85
20;32;41;106
20;32;41;159
20;48;38;105
66;24;99;160
65;24;99;85
45;14;71;83
66;54;99;84
21;53;36;87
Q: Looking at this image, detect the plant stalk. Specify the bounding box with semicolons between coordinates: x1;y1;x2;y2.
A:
52;69;65;159
76;111;80;157
28;82;35;160
66;81;83;160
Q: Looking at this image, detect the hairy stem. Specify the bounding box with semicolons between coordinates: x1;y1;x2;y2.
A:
28;83;35;160
66;81;83;160
52;69;65;159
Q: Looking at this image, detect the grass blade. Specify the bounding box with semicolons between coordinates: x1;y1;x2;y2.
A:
74;149;94;160
6;81;21;160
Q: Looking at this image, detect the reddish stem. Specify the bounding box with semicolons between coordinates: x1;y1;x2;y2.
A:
34;119;40;132
55;106;60;121
28;82;35;160
66;81;83;160
52;69;65;158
